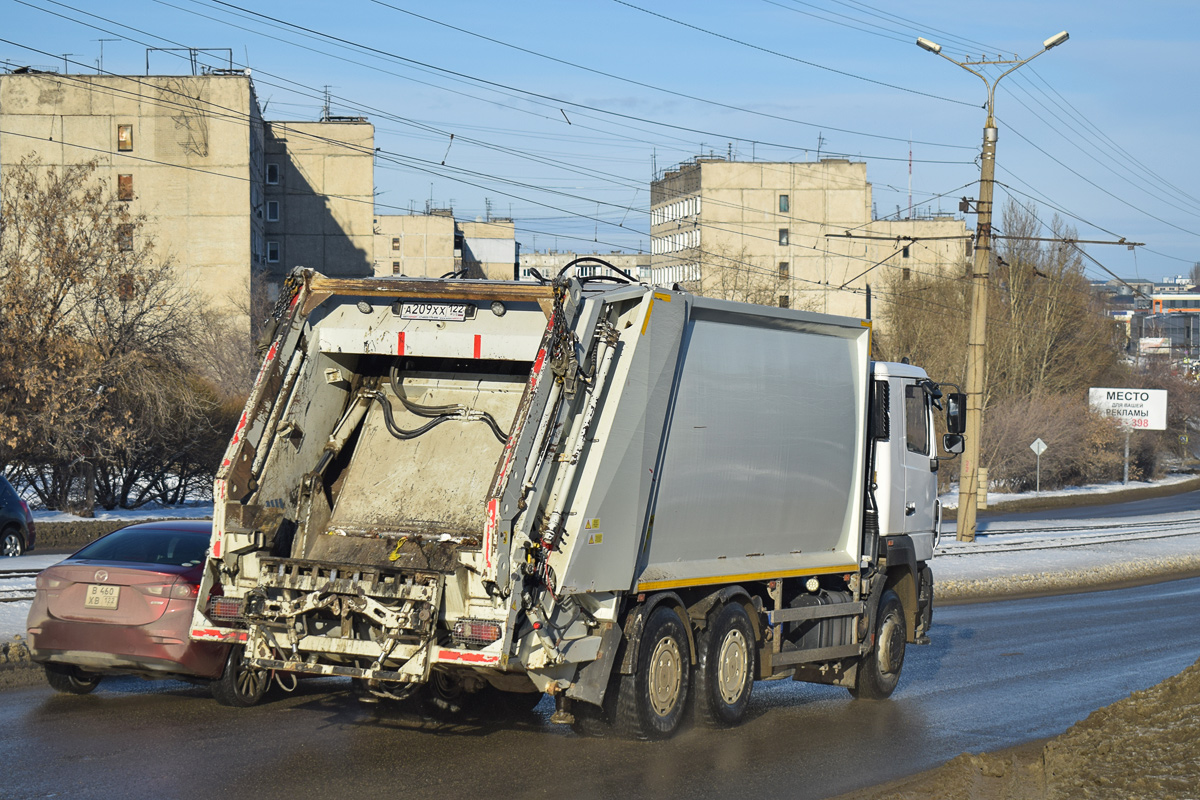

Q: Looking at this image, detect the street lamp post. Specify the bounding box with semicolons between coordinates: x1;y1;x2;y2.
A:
916;31;1069;542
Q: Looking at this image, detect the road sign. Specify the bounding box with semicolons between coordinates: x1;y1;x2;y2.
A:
1030;438;1047;493
1088;388;1168;431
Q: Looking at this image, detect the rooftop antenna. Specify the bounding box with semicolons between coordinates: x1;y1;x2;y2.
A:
322;85;332;121
93;39;120;74
485;197;492;221
817;132;825;160
908;136;913;219
61;53;77;74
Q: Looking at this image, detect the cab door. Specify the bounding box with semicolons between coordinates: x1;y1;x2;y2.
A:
901;382;936;534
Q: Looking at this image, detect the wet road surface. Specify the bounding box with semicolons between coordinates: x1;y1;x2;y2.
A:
5;577;1200;800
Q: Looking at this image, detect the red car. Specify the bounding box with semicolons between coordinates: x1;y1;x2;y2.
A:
25;520;268;706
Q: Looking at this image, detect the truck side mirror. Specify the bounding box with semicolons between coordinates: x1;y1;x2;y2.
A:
946;392;966;434
942;433;964;454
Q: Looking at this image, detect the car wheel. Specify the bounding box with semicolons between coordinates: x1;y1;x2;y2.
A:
2;529;23;557
44;663;101;694
850;589;906;700
211;645;270;707
693;602;756;727
612;605;691;739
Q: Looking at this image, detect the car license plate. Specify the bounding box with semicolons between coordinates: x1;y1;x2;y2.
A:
84;584;119;610
399;302;471;321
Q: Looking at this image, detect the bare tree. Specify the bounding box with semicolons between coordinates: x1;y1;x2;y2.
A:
0;155;234;509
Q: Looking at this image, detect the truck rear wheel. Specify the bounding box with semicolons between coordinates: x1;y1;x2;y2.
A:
850;589;906;700
693;602;755;727
613;605;691;739
211;645;270;707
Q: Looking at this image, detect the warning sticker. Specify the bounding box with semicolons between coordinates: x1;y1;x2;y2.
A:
587;532;604;545
584;518;600;530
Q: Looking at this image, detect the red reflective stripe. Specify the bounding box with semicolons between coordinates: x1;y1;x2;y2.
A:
398;331;406;355
437;648;500;664
474;334;482;359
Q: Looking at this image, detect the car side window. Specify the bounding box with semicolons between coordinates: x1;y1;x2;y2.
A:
904;384;929;456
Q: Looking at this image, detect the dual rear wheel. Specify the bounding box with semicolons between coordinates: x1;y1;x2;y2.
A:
583;601;756;740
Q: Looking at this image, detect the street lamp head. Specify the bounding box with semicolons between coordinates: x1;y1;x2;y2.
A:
1043;31;1069;49
916;37;943;54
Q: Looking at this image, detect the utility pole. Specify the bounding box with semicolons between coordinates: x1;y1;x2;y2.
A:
916;30;1069;542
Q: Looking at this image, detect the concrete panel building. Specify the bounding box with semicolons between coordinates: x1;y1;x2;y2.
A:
372;214;518;280
0;71;265;316
264;118;374;281
650;158;968;321
1;70;376;323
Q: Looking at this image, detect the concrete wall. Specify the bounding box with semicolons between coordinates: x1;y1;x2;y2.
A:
373;213;455;277
0;72;260;316
264;119;374;280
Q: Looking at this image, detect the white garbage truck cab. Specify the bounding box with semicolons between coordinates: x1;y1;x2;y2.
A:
189;269;965;738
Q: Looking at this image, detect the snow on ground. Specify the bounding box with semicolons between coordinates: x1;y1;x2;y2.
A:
937;472;1195;509
32;501;214;524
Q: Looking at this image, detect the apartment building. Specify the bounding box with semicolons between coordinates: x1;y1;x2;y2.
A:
649;157;968;320
0;69;375;320
519;251;650;282
373;213;518;280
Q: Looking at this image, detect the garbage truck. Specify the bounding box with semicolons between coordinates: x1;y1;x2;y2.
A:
189;267;965;738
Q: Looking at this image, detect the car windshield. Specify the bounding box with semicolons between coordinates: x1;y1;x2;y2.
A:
71;527;210;568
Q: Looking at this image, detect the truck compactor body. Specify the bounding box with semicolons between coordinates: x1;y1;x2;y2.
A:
190;269;964;737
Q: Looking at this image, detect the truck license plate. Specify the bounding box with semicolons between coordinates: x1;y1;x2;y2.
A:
399;302;472;321
84;584;119;610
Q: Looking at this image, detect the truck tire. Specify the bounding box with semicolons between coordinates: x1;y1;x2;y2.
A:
693;602;755;727
850;589;906;700
211;645;270;707
613;605;691;739
44;663;101;694
423;670;469;715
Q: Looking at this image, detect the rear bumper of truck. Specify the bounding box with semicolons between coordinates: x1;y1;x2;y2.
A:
238;556;445;683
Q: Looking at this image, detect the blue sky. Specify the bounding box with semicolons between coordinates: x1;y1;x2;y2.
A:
3;0;1197;281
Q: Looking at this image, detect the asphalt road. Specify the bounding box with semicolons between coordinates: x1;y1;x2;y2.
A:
5;577;1200;800
978;487;1200;525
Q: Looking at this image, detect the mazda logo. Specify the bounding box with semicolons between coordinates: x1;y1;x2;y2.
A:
94;570;108;582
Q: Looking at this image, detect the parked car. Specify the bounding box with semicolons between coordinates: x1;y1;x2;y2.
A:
25;519;268;705
0;474;35;557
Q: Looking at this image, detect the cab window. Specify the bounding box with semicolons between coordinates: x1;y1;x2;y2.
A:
904;385;929;456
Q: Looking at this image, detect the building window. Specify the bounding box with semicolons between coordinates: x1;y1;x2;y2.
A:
779;295;790;308
117;174;133;201
392;261;401;275
779;194;789;213
778;228;789;246
117;124;133;152
779;261;789;279
267;241;279;263
392;237;400;251
117;224;134;251
902;245;910;258
266;163;279;184
267;200;279;222
902;267;911;281
117;273;135;302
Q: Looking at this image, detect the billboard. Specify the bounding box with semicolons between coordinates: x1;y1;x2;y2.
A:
1088;388;1167;430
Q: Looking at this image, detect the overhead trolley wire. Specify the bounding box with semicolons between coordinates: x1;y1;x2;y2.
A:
610;0;975;107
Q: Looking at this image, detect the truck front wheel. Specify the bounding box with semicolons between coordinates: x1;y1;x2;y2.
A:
693;602;755;727
613;605;691;739
850;589;906;700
